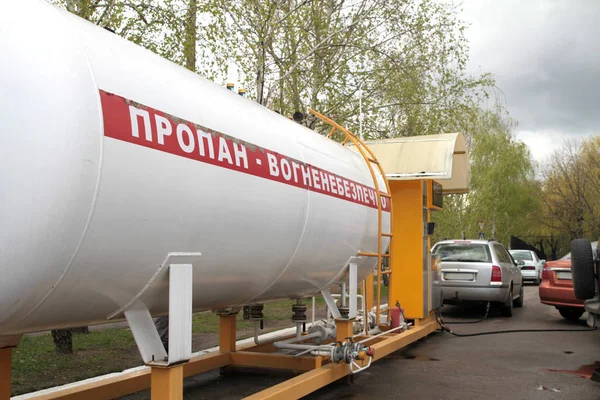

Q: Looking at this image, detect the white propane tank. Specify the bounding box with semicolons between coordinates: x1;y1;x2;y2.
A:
0;0;390;341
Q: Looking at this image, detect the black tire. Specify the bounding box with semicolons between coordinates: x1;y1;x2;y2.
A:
501;286;514;317
571;239;596;300
558;307;585;322
514;283;524;308
534;276;541;285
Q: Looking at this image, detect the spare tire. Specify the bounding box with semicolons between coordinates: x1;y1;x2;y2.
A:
571;239;596;300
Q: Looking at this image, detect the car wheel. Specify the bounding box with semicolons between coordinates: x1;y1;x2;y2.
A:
534;276;541;285
571;239;596;300
558;307;585;322
501;286;514;317
514;283;524;308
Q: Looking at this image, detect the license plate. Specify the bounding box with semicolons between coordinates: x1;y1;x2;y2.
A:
444;272;474;281
557;271;572;280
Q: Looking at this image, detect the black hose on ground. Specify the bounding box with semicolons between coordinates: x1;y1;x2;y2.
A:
435;307;597;337
442;302;491;324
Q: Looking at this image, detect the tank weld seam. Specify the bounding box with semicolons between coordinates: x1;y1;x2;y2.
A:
15;11;105;324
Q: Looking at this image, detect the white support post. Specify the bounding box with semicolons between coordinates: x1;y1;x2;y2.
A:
125;258;196;366
349;262;358;319
168;263;193;365
321;289;342;320
125;308;168;364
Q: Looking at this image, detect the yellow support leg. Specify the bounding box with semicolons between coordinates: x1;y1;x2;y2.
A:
364;274;374;320
0;348;10;400
335;319;354;342
150;365;183;400
219;314;237;353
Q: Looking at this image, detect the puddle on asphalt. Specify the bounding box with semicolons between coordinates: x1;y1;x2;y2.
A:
543;361;600;382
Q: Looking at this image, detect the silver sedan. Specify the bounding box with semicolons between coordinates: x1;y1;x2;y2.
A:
432;239;524;317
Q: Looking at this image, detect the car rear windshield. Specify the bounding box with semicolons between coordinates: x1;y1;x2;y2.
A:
432;243;492;263
510;251;532;261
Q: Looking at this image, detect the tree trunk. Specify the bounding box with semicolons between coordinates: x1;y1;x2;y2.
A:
51;329;73;354
183;0;197;72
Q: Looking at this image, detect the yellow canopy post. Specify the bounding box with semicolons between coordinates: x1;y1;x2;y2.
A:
364;133;471;318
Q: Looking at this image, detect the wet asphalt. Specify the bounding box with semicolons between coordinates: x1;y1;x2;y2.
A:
123;285;600;399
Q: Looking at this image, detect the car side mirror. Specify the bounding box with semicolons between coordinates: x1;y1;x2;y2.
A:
517;260;525;266
541;260;546;265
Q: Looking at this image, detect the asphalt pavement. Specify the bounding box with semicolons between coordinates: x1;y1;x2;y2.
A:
307;284;600;400
124;285;600;399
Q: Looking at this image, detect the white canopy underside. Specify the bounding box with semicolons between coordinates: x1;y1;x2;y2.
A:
362;133;470;194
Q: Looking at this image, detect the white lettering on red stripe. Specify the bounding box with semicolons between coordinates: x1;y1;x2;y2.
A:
268;153;279;177
155;115;172;145
350;182;357;200
320;171;329;192
176;124;195;153
329;174;337;194
301;165;312;186
217;136;233;164
312;169;321;190
281;159;292;180
197;130;214;158
344;179;351;198
291;161;301;183
233;143;248;169
129;106;152;141
102;91;390;212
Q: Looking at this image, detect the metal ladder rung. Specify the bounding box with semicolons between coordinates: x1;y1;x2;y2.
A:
379;193;392;198
358;252;390;258
381;271;392;275
382;233;392;237
368;158;379;164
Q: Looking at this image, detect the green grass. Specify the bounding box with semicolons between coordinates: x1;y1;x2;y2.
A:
12;329;138;395
192;297;327;333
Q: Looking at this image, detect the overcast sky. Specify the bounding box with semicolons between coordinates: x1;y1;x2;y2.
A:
459;0;600;164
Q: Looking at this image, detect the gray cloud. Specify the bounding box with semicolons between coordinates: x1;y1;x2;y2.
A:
461;0;600;135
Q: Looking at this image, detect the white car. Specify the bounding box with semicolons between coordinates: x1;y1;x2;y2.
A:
509;250;543;285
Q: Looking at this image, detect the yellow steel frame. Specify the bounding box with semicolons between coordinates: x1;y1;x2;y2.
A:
6;112;442;400
14;314;437;400
0;348;11;400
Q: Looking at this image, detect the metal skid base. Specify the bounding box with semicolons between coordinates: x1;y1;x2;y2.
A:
9;314;438;400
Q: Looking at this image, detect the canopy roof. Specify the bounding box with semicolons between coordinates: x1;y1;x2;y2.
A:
363;133;470;194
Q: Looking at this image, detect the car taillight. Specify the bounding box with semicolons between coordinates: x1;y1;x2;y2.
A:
491;265;502;283
542;265;549;280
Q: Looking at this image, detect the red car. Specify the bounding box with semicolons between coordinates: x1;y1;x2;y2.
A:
539;242;597;321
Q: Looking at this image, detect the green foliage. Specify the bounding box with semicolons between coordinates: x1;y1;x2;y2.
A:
150;0;493;135
432;109;540;246
51;0;494;139
541;136;600;241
